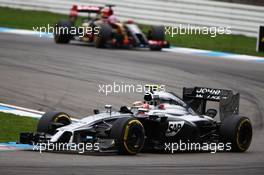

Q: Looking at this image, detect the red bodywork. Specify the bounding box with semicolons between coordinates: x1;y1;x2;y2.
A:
148;40;170;48
70;5;102;17
67;4;169;49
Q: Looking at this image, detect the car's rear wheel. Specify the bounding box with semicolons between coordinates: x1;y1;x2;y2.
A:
148;26;165;51
110;117;145;155
149;26;165;41
95;23;112;48
220;115;252;152
37;111;72;135
54;20;73;44
149;46;162;51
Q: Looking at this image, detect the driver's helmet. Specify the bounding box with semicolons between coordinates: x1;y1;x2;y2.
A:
101;8;112;18
108;15;118;24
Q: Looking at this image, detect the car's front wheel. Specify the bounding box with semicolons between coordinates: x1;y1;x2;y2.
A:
54;20;73;44
148;26;165;51
110;117;145;155
94;23;112;48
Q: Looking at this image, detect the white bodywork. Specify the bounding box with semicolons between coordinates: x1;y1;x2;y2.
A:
50;91;215;142
50;111;130;142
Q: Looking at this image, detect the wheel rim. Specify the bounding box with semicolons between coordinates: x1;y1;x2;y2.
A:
123;120;145;154
237;119;252;150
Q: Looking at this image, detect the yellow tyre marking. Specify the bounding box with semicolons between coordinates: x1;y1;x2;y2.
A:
123;119;143;154
123;125;129;141
54;114;71;123
236;119;251;151
124;141;137;155
124;120;143;141
128;120;143;127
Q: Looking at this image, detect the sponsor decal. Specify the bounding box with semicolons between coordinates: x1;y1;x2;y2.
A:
166;121;184;136
195;87;223;100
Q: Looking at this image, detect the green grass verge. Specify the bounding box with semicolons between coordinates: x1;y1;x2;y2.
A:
0;6;263;57
0;6;84;30
166;32;264;57
0;112;38;142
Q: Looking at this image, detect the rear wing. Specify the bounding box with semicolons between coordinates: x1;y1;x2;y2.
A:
70;4;102;17
183;87;239;120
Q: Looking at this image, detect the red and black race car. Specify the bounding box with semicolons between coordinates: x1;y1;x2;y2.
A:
54;4;169;51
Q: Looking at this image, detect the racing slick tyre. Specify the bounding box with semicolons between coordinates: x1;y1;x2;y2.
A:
37;111;72;135
110;117;145;155
220;115;252;152
95;23;112;48
54;20;73;44
148;26;165;51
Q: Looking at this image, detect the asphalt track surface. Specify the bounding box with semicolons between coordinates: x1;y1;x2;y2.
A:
0;33;264;174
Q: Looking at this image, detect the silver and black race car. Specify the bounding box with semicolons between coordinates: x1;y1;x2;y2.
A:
20;87;252;155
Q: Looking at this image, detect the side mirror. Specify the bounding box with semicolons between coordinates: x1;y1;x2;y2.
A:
105;105;112;113
205;109;217;118
105;105;112;110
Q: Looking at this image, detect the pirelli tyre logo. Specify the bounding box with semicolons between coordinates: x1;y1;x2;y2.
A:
166;121;184;137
